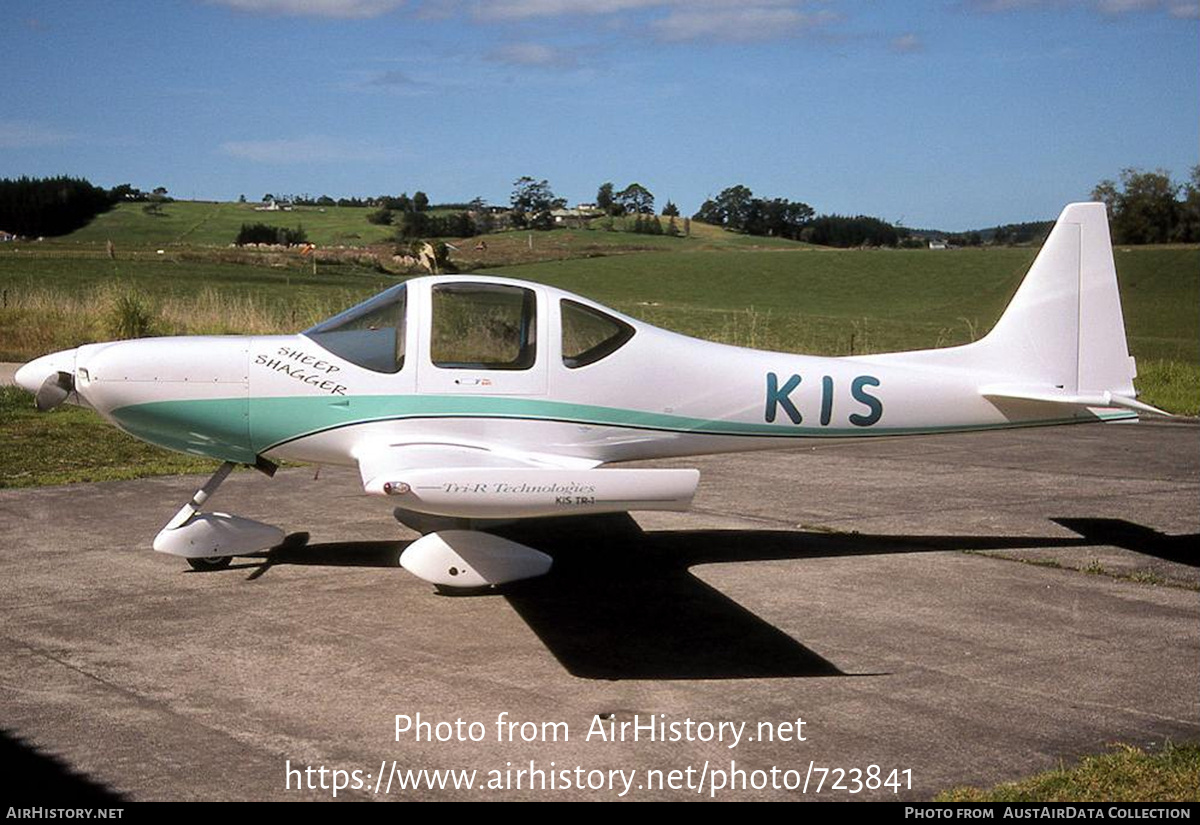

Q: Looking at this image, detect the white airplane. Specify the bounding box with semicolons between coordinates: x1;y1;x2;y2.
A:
14;202;1166;588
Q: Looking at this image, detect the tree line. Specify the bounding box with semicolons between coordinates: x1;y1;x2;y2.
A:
0;176;117;237
693;184;904;247
1092;167;1200;244
11;170;1198;248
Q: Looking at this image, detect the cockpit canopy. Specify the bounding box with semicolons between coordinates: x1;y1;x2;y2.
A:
303;279;635;374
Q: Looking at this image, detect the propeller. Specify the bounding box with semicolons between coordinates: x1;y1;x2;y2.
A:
35;370;75;412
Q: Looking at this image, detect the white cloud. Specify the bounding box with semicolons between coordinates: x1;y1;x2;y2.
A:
208;0;406;18
462;0;836;42
651;5;836;42
486;42;576;67
962;0;1066;10
1095;0;1159;11
472;0;665;20
963;0;1199;15
0;121;75;149
208;0;850;43
890;32;924;53
220;135;398;163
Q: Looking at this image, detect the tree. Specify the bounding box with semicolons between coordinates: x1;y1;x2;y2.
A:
109;183;145;202
395;210;429;238
662;200;680;217
755;198;813;239
1175;166;1200;243
615;182;654;215
413;191;430;212
596;182;615;216
1093;168;1180;244
510;177;564;230
1091;178;1120;221
694;184;756;231
693;198;721;225
691;185;813;238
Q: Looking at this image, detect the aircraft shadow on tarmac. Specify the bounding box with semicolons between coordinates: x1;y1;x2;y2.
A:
228;515;1196;681
1;728;127;804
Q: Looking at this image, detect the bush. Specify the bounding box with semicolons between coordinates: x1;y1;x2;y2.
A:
235;222;308;246
394;211;477;240
103;287;159;340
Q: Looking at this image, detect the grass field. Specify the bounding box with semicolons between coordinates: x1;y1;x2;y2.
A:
936;742;1200;803
0;385;216;487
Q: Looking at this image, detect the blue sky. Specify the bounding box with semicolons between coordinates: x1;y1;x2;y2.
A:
2;0;1197;230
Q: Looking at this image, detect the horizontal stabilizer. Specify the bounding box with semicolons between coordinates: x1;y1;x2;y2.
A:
980;384;1169;417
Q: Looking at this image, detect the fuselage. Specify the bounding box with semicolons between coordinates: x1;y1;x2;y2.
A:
15;274;1133;471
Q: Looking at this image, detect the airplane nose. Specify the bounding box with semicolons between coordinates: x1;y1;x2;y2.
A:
14;349;79;408
84;336;256;464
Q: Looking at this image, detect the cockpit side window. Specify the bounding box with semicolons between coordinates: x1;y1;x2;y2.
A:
431;283;537;370
303;283;406;374
561;299;635;368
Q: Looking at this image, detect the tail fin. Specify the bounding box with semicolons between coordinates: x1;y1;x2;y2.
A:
975;203;1165;415
983;203;1132;394
866;202;1165;416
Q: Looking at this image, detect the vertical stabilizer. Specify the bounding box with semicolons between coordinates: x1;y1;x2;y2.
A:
977;202;1137;398
860;202;1163;415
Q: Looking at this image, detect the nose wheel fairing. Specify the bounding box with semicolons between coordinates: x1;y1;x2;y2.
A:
153;462;284;562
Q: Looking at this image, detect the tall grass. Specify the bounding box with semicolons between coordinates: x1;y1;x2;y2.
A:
0;284;353;359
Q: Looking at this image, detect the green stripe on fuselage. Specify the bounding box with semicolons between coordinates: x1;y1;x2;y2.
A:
110;393;1136;462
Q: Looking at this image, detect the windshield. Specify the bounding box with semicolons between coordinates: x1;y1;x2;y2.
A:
303;283;406;373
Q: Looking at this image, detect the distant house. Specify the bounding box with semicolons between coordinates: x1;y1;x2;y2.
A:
928;239;947;250
254;198;293;212
0;230;17;242
551;207;603;224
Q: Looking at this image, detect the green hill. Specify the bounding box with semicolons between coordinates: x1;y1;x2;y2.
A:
66;200;397;247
